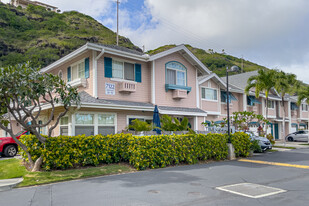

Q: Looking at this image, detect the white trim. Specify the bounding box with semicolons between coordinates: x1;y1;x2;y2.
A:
205;111;221;115
110;78;136;83
151;61;156;104
198;73;226;88
126;115;153;126
194;116;198;130
81;103;154;111
159;110;207;117
196;69;199;108
93;49;105;98
67;78;87;88
243;93;247;111
149;44;211;74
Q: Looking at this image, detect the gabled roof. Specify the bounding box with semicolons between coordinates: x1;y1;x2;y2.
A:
149;44;211;75
220;70;258;90
198;73;226;88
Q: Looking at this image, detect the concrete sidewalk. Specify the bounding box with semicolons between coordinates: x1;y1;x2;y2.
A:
0;178;23;192
274;140;309;149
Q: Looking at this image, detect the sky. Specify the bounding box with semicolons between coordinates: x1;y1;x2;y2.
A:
3;0;309;83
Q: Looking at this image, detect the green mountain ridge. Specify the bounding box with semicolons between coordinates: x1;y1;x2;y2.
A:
0;2;268;76
0;2;140;68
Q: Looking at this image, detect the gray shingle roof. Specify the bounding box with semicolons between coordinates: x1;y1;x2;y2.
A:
96;43;144;56
79;91;153;107
158;106;207;114
220;70;258;89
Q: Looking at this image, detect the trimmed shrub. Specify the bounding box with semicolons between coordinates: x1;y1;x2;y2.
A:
20;132;249;171
230;132;251;157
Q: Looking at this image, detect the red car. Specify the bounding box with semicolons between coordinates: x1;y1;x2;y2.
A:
0;131;27;157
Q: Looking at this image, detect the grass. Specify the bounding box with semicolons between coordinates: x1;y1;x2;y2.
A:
273;146;297;149
268;149;279;152
299;144;309;146
0;158;135;187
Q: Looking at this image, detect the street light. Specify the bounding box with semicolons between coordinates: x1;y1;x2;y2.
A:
226;65;240;143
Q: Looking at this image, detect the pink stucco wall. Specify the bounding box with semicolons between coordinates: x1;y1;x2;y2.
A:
97;54;151;102
154;52;197;108
49;51;93;95
200;79;220;112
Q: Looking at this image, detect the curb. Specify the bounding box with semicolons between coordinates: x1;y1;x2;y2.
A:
0;178;23;192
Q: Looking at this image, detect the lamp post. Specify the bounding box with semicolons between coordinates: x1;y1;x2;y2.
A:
226;65;240;143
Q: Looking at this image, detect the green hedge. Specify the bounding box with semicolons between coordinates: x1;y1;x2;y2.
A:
20;132;251;171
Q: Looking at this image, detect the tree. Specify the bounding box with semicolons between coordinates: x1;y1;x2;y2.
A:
0;63;80;171
297;86;309;143
274;70;299;142
245;69;276;137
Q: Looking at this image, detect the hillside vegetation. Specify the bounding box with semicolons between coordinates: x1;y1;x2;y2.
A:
147;45;268;76
1;2;268;76
0;2;140;68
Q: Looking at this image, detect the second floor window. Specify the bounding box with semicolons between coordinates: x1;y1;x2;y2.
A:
202;88;218;101
112;60;135;81
302;104;308;111
267;100;275;109
291;102;298;110
166;61;186;86
72;61;85;80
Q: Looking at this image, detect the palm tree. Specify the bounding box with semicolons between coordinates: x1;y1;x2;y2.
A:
245;69;276;137
297;86;309;143
274;70;299;142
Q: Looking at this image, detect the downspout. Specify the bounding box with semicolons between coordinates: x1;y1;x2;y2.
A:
93;49;105;98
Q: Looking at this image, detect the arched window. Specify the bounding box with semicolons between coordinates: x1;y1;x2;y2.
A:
165;61;187;86
58;70;63;80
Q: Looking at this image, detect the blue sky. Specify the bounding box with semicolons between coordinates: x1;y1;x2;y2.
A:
3;0;309;83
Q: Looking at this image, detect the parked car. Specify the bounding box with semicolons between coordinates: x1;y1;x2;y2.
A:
0;131;27;157
286;130;309;142
245;131;272;151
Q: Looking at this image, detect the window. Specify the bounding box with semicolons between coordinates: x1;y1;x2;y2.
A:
202;88;217;101
98;114;115;136
302;104;308;111
112;60;135;80
75;114;94;136
247;96;261;106
267;100;275;109
166;61;186;86
38;120;47;135
60;116;69;136
71;61;85;81
58;70;63;80
291;102;298;110
74;113;116;136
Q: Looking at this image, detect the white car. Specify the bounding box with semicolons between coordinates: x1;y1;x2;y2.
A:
286;131;309;142
245;131;272;151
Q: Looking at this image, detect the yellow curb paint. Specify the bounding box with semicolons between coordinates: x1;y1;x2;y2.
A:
238;159;309;169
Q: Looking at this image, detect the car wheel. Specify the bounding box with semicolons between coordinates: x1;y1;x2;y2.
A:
4;145;17;157
287;136;294;142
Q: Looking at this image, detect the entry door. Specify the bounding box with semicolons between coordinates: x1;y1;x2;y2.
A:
274;123;279;140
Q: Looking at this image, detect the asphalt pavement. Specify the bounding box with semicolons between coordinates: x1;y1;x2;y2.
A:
1;148;309;206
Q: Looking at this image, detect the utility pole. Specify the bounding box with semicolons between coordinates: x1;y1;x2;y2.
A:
241;55;244;72
116;0;120;46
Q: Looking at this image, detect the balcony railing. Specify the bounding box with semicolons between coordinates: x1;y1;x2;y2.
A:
119;81;137;93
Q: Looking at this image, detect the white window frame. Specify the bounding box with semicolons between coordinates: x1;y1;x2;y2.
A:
166;67;186;86
70;59;85;82
201;87;218;102
302;104;308;111
111;58;136;81
74;112;117;136
267;100;275;109
60;116;69;136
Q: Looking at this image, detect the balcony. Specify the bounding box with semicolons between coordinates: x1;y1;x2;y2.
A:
119;81;137;93
68;78;87;88
172;89;187;99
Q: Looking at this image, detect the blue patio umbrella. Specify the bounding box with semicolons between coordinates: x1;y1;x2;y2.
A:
153;105;161;134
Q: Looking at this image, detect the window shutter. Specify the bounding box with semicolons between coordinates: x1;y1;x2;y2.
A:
67;66;71;82
135;63;142;82
104;57;112;78
85;57;89;78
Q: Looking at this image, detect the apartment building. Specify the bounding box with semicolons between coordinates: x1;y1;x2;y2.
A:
1;44;307;140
